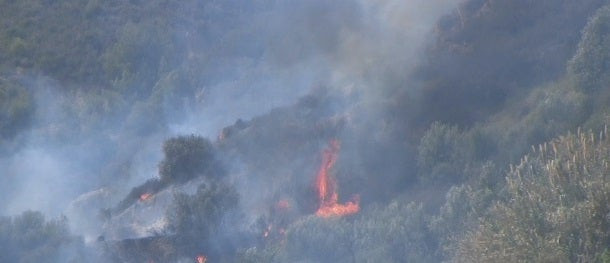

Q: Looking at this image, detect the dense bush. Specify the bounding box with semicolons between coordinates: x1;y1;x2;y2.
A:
4;1;610;262
167;182;239;259
0;80;34;140
242;198;437;263
0;211;80;263
417;122;467;184
413;0;604;125
456;129;610;262
569;4;610;92
430;166;498;259
282;216;354;263
352;201;437;262
417;122;496;185
103;21;178;96
159;135;218;184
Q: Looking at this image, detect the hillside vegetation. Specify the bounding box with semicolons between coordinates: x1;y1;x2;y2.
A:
3;0;610;262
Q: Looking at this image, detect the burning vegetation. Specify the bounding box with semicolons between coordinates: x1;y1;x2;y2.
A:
315;140;360;218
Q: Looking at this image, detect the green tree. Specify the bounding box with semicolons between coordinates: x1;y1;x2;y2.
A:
103;21;177;96
167;182;238;257
0;211;79;263
417;122;492;185
456;129;610;262
282;216;354;263
353;201;437;262
159;135;218;184
417;122;465;184
569;4;610;92
0;80;34;140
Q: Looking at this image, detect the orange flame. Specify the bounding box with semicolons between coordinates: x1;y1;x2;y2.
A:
139;193;153;202
196;254;207;263
315;139;360;217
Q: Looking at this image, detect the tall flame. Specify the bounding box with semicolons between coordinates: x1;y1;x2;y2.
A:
315;139;360;217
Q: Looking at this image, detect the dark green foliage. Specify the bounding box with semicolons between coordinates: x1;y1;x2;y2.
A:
353;201;437;262
5;0;610;262
102;21;179;96
431;182;495;259
0;0;182;85
282;216;354;263
569;4;610;92
115;135;219;214
0;1;106;83
417;122;466;184
488;79;588;164
107;236;179;263
456;129;610;262
167;182;238;257
159;135;218;184
63;88;127;135
413;0;604;125
601;249;610;263
417;122;495;185
0;79;34;140
0;211;76;263
244;199;438;263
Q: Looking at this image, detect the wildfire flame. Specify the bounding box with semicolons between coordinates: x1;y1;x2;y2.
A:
196;254;207;263
139;193;153;202
315;139;360;217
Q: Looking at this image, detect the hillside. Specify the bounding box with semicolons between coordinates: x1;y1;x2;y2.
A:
3;0;610;262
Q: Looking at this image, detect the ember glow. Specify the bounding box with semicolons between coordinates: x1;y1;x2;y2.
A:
315;139;360;217
139;193;153;202
196;254;207;263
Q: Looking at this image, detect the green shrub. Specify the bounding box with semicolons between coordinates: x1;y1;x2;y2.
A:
0;211;77;263
0;80;34;140
158;135;218;184
167;182;238;256
569;4;610;92
353;201;437;263
282;216;354;263
456;129;610;262
103;21;176;96
417;122;495;185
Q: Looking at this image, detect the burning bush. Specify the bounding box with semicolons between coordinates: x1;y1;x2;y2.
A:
114;135;222;214
314;139;360;218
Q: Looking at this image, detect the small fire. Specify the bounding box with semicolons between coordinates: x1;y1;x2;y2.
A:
315;139;360;217
139;193;153;202
196;254;207;263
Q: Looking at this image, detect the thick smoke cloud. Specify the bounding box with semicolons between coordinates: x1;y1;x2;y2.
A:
0;0;462;261
176;0;462;136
